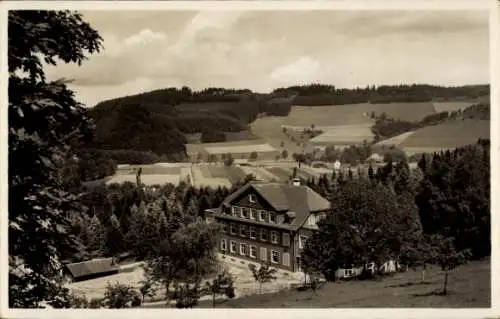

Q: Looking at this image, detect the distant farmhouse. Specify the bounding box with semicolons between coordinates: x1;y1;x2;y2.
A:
63;258;119;283
205;180;330;273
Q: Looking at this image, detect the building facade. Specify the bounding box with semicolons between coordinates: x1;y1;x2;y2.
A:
205;181;330;272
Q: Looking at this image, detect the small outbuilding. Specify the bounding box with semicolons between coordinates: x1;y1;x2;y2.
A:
64;258;120;283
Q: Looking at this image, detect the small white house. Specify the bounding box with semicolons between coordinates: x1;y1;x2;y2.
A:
333;160;341;171
336;260;398;279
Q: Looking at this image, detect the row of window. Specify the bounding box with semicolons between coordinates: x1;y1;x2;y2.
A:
223;223;288;245
220;239;290;266
230;206;277;223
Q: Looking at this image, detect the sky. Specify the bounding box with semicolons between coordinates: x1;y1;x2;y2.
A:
43;10;490;107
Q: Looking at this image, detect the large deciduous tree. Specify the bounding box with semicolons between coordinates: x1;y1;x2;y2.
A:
8;10;102;307
302;179;422;280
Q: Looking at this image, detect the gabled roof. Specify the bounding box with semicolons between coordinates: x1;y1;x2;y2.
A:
65;258;119;278
220;182;330;230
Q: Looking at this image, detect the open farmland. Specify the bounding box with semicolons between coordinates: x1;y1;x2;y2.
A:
398;120;490;154
432;101;474;113
279;102;436;128
116;165;181;175
199;165;248;184
250;102;437;153
186;140;280;161
106;174;181;186
309;124;374;145
282;104;373;127
107;164;189;186
374;131;417;147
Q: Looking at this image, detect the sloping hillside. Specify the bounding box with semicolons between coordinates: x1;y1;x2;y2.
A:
376;119;490;155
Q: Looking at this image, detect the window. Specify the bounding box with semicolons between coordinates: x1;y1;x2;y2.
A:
230;241;237;253
282;233;290;247
250;245;257;258
249;227;256;239
260;229;268;241
249;194;256;203
271;250;280;264
231;206;240;217
269;212;276;223
230;224;237;235
270;231;279;244
259;210;267;222
240;207;246;218
260;247;267;261
283;252;290;267
240;243;247;256
344;269;354;277
220;239;227;251
250;208;257;220
222;223;228;233
299;235;308;249
239;225;247;237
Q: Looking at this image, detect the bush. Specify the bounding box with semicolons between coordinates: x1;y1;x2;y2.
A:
89;298;103;309
131;295;142;307
103;282;139;309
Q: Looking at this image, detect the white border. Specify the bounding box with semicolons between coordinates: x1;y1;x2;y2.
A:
0;1;498;319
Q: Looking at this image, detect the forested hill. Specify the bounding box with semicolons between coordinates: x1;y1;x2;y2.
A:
85;84;489;160
274;83;490;106
86;88;295;160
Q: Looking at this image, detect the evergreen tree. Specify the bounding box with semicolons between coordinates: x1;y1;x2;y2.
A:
368;165;375;181
87;215;106;255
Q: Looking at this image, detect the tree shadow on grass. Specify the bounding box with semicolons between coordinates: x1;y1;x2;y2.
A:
411;289;450;297
385;281;435;288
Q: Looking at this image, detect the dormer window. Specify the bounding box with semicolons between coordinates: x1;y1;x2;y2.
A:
259;210;267;222
269;212;276;223
249;194;256;203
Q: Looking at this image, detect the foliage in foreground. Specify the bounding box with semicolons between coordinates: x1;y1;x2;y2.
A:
8;10;103;308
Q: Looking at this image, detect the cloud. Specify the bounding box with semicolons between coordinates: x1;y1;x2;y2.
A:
42;10;489;107
270;56;321;85
124;29;166;47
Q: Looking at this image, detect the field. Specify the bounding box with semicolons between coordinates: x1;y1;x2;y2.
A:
105;165;189;186
249;103;437;155
280;103;435;128
374;131;416;147
186;140;280;161
432;101;474;113
400;120;490;154
199;165;248;184
309;124;374;145
373;119;490;155
139;259;490;308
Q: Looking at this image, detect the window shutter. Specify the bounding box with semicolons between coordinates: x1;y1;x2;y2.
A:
260;247;267;261
283;253;290;267
282;233;290;247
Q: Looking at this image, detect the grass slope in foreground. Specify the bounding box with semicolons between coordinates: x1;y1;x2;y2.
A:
167;259;488;308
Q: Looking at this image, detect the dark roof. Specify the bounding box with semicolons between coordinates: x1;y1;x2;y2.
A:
65;258;119;278
220;182;330;231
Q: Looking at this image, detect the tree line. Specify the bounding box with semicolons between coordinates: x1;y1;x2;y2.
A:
300;139;490;294
273;83;489;106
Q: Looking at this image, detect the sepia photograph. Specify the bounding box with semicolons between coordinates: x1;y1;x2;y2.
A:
2;0;496;316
